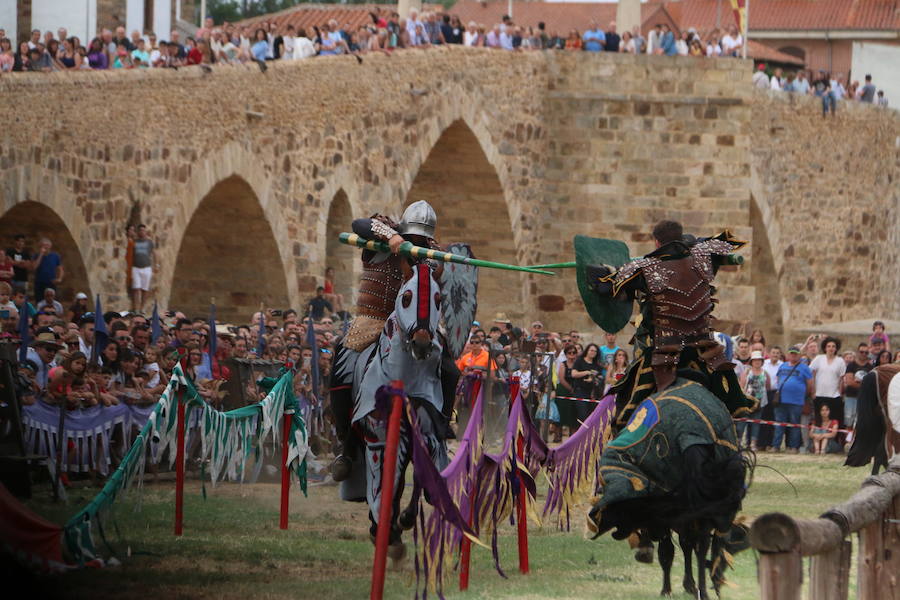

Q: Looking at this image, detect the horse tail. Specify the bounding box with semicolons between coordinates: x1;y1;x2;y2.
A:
845;370;885;468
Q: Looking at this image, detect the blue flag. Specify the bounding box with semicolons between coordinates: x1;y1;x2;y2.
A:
17;301;30;363
150;301;161;344
306;310;320;399
257;310;265;357
208;303;217;359
91;295;109;365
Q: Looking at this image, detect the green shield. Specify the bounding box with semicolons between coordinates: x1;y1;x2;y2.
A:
574;234;633;333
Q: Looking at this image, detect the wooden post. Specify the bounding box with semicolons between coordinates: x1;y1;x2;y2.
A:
279;408;294;530
459;376;484;592
758;551;802;600
809;540;851;600
858;520;884;600
370;381;404;600
174;386;186;536
509;377;529;575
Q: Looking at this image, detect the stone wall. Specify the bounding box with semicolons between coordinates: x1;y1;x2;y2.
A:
0;48;897;341
749;90;900;338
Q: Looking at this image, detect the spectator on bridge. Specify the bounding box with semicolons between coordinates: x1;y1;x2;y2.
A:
86;38;109;69
565;29;582;51
582;22;605;52
720;24;743;57
603;22;620;52
860;75;877;103
770;68;783;91
658;24;676;56
813;71;836;117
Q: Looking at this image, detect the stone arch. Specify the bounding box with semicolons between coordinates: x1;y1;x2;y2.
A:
323;189;360;311
749;193;788;345
169;175;291;323
0;200;93;305
158;143;298;316
405;119;523;323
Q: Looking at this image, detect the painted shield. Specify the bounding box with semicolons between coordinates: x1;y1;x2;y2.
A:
574;234;633;333
440;243;478;359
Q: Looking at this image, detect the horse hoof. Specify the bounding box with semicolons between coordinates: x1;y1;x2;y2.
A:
330;455;352;482
659;588;672;597
398;507;417;530
683;581;698;595
635;546;654;564
388;541;407;561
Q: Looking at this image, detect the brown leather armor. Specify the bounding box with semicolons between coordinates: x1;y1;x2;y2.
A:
615;238;735;390
356;254;405;320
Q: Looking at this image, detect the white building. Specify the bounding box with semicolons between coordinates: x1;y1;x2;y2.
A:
2;0;196;45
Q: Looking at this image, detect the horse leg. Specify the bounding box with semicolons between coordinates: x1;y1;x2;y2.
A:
658;532;675;597
634;529;655;564
679;529;697;596
398;481;420;530
363;415;409;560
695;529;712;600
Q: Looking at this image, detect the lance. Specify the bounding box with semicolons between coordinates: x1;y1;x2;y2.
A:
339;233;556;276
527;255;744;269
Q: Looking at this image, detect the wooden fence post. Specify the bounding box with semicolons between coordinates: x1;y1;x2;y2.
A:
758;550;802;600
858;519;884;600
809;540;851;600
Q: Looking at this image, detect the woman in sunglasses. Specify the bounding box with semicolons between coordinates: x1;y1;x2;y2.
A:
555;344;580;438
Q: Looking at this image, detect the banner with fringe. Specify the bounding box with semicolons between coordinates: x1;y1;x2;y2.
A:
62;365;310;567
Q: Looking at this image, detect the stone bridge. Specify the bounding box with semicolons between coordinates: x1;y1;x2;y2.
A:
1;47;897;341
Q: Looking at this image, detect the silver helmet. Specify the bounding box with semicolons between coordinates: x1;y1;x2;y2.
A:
398;200;437;239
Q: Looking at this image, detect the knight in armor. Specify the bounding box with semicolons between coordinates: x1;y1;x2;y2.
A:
587;220;758;428
329;200;460;480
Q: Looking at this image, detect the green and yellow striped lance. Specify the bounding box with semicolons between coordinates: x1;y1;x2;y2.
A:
338;232;556;276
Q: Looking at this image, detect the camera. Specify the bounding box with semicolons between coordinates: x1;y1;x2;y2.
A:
270;309;283;317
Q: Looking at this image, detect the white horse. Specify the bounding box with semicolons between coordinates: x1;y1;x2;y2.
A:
335;261;449;556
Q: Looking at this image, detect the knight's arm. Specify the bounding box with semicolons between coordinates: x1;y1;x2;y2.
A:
351;214;400;243
701;230;747;274
586;263;644;301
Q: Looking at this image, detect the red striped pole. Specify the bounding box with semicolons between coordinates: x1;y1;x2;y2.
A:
509;377;529;574
370;380;404;600
459;375;484;591
279;408;294;530
174;385;186;536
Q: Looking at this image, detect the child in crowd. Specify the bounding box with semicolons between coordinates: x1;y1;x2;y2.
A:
87;364;119;406
870;321;890;353
0;281;17;313
48;351;97;409
810;404;839;454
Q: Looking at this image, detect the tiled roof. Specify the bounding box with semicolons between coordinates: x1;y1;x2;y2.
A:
676;0;900;32
237;4;439;34
233;0;899;38
450;1;675;34
746;39;805;65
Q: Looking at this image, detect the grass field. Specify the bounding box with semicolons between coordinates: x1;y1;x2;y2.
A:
23;452;868;600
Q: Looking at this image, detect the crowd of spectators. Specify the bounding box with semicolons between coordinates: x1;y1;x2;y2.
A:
0;13;752;73
729;320;898;456
3;227;894;484
753;65;889;114
3;12;890;114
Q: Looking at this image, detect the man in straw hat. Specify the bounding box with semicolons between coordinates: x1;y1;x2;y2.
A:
27;326;63;392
